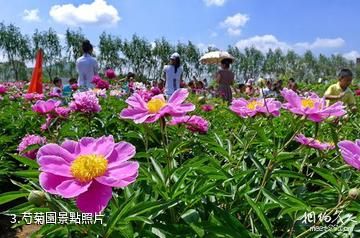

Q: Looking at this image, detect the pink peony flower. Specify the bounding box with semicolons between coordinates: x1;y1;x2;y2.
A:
169;115;208;134
18;134;46;159
0;84;7;95
69;91;101;114
55;107;72;118
110;90;125;98
71;83;79;91
294;134;335;150
40;115;54;131
201;104;214;112
137;90;153;102
120;88;195;124
32;99;61;115
105;69;116;79
355;89;360;96
281;88;346;122
93;88;107;98
92;75;101;84
150;87;162;95
49;92;62;98
230;98;281;118
338;139;360;170
37;136;139;213
96;79;110;90
24;93;44;101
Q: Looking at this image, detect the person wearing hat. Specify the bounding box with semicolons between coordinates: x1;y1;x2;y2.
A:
76;40;99;90
163;53;183;98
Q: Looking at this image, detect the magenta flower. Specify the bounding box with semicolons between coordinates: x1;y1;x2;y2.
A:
69;91;101;114
71;83;79;91
294;134;335;150
201;104;214;112
230;98;281;118
169;115;208;134
18;134;46;159
0;84;7;95
37;136;139;213
105;69;116;79
92;75;101;84
55;107;72;119
96;79;110;90
281;88;346;122
24;93;44;101
40;115;54;131
32;99;61;115
150;87;162;96
120;88;195;124
338;139;360;170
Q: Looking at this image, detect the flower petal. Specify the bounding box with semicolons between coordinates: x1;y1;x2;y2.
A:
37;155;72;177
96;162;139;187
39;172;68;195
168;89;189;104
56;179;92;198
107;142;136;167
37;144;75;163
76;181;112;213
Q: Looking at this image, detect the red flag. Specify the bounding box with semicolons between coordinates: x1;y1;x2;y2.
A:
28;49;43;94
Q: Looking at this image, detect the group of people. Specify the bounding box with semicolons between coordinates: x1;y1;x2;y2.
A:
51;39;357;111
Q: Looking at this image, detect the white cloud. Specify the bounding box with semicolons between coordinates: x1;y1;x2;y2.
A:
227;28;241;36
49;0;121;26
203;0;227;7
222;13;249;28
343;50;360;61
221;13;249;36
294;38;345;50
235;35;291;52
235;35;346;53
23;9;40;22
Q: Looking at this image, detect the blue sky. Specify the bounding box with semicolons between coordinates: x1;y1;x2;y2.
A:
1;0;360;60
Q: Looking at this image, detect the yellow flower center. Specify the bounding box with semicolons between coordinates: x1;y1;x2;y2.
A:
247;100;263;110
147;98;166;113
70;154;108;182
301;99;315;109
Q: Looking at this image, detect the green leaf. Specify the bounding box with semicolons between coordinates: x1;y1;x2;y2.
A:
8;154;39;168
312;167;340;189
0;191;28;205
245;194;273;238
12;170;40;178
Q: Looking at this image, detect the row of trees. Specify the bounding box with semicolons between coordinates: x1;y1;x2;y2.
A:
0;22;358;83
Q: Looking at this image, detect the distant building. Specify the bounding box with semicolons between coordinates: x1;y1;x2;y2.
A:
356;58;360;65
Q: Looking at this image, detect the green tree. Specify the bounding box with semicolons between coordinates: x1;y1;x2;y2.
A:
98;32;122;70
65;28;86;76
0;23;31;81
32;28;62;80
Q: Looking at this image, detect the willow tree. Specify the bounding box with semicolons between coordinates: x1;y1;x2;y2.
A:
98;32;122;71
33;28;62;80
65;28;86;76
0;23;31;80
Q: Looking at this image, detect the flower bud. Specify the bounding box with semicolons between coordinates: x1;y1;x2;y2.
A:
28;190;46;206
348;188;360;200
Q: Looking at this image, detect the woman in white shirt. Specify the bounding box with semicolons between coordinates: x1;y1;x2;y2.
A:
76;40;98;90
163;53;183;98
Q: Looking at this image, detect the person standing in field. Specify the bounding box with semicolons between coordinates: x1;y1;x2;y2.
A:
216;58;234;103
76;40;98;90
324;69;356;111
163;53;183;98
